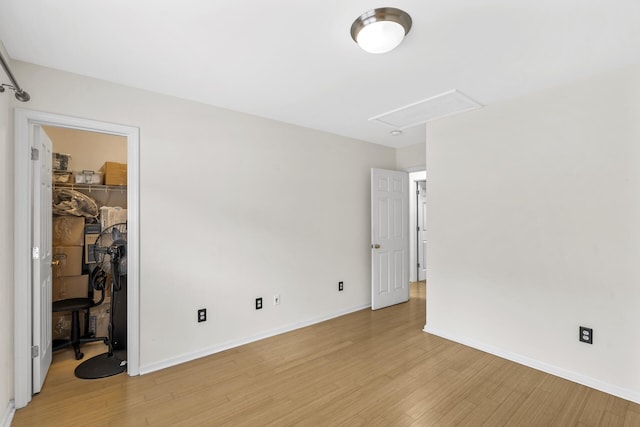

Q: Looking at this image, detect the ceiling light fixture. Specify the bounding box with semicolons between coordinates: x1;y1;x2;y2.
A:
350;7;412;54
390;130;403;136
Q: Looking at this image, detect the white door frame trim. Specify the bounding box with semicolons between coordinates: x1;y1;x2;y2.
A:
408;171;426;282
13;109;140;408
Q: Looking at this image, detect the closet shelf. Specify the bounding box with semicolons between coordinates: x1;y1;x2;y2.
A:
53;182;127;192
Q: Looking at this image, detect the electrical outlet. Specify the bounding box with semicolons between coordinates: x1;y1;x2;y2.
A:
197;308;207;323
256;297;263;310
274;294;280;305
579;326;593;344
338;281;344;291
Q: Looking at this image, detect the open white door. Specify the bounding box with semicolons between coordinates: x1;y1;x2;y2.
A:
32;126;53;393
371;168;409;310
417;181;427;281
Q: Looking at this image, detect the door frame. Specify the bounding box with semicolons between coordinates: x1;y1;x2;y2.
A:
13;109;140;408
408;170;426;282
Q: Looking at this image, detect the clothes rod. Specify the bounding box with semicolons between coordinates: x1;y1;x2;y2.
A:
0;49;30;102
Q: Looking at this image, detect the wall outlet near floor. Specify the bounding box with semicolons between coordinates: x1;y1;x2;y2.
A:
197;308;207;323
579;326;593;344
338;281;344;291
274;294;280;305
256;297;263;310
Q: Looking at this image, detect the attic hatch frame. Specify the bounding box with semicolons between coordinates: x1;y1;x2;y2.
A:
13;109;140;409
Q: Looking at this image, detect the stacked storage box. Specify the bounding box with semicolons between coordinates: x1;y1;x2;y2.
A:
52;216;111;340
52;152;72;184
99;206;127;229
100;161;127;186
51;216;88;340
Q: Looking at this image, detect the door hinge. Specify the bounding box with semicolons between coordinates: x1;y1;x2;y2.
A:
31;345;39;358
31;147;39;161
417;263;420;268
32;247;40;260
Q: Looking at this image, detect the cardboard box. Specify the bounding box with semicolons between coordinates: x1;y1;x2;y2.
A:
88;301;110;338
52;312;72;340
53;216;85;246
53;274;89;301
100;206;127;230
101;162;127;186
52;246;83;277
52;301;110;340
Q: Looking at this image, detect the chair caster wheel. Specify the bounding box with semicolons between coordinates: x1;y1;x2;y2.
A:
75;352;84;360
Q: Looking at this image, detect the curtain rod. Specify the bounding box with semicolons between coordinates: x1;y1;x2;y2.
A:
0;49;30;102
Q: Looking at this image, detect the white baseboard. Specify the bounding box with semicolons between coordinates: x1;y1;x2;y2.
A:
423;325;640;404
140;303;371;375
1;400;15;427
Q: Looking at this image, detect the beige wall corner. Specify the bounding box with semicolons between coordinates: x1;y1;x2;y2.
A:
396;142;426;171
425;62;640;402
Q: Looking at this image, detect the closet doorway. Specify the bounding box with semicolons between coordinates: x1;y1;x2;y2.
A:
13;109;140;409
44;125;127;379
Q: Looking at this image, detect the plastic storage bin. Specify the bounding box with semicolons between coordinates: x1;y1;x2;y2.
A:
52;153;71;171
74;170;104;185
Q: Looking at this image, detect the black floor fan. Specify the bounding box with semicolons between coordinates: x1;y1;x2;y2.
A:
75;223;128;379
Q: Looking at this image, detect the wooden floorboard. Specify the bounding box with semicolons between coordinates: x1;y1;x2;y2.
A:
13;282;640;426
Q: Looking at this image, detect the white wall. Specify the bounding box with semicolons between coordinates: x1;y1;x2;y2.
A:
0;42;15;424
11;61;396;371
425;62;640;402
396;142;426;171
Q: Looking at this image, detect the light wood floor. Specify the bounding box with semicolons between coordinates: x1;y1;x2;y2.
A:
13;282;640;426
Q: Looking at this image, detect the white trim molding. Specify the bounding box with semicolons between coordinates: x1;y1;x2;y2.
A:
141;303;370;375
13;109;140;408
408;170;426;283
423;325;640;405
1;400;15;427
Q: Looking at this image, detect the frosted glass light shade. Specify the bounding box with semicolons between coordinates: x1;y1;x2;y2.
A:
351;7;412;54
357;21;405;54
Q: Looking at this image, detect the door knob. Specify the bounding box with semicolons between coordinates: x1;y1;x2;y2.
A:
371;244;381;249
51;259;60;266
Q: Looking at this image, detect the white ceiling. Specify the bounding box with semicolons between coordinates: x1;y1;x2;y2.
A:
1;0;639;148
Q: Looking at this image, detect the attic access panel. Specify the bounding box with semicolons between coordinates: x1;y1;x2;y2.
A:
370;89;483;130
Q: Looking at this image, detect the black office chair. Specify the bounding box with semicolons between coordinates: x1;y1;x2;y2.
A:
52;266;108;360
